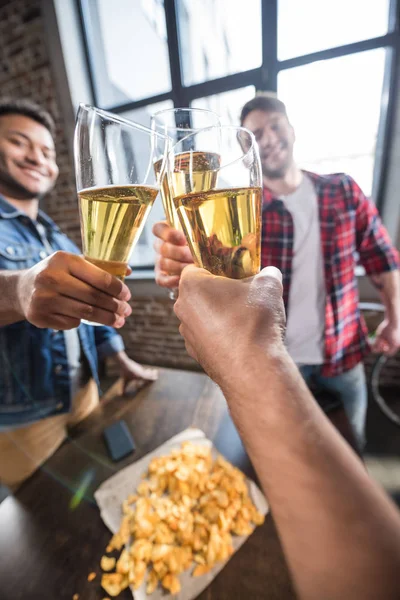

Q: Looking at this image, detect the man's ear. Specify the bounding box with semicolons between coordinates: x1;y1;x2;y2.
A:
290;123;296;144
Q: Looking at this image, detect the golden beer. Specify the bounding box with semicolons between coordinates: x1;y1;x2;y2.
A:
154;151;220;230
78;184;158;279
174;186;262;279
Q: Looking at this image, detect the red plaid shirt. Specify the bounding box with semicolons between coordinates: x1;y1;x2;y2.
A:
262;172;400;376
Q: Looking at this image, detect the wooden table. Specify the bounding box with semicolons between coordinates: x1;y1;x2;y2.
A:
0;368;296;600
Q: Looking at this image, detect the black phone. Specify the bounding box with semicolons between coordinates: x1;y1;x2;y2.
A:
103;420;136;462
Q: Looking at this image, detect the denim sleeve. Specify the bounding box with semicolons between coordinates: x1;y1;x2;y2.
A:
94;326;125;359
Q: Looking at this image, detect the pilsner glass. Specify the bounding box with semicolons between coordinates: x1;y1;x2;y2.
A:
167;126;262;279
151;108;220;299
151;108;220;231
74;104;168;323
74;104;168;279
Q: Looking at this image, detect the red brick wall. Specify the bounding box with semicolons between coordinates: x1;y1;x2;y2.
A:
109;287;200;372
0;0;80;244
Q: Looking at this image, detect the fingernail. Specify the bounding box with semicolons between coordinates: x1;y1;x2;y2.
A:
123;303;132;317
114;316;125;328
119;285;131;301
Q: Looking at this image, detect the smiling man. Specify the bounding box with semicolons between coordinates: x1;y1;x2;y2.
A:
0;98;157;490
152;95;400;451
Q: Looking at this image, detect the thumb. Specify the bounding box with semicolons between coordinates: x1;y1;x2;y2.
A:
249;266;283;300
247;267;285;332
254;266;283;286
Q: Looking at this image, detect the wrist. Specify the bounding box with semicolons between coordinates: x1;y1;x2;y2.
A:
13;271;26;320
216;339;290;401
385;311;400;329
218;345;308;446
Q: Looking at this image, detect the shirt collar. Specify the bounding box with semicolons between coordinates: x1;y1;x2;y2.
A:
0;194;60;232
262;187;276;206
0;194;21;218
262;170;321;207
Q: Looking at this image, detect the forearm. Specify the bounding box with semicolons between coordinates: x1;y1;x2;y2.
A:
110;350;131;371
0;271;24;326
114;350;129;363
370;270;400;325
220;348;400;600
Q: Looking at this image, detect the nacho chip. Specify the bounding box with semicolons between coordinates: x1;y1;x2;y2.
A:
101;556;116;572
100;442;264;596
101;573;129;597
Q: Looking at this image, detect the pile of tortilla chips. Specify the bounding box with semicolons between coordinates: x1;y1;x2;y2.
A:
101;442;264;597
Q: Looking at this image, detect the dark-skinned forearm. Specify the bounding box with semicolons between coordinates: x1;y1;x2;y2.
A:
219;348;400;600
0;270;25;326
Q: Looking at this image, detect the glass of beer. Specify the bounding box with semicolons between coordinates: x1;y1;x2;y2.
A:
151;108;220;231
151;108;220;299
167;126;262;279
74;104;168;277
74;104;168;324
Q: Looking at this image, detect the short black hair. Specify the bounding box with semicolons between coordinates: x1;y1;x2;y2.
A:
0;98;56;138
240;94;288;126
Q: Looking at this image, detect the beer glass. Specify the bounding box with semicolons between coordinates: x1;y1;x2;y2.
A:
167;126;262;279
151;108;220;298
74;104;168;323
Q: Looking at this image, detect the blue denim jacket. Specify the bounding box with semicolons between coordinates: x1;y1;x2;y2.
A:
0;195;124;427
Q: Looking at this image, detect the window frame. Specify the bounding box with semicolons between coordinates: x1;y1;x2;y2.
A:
77;0;399;224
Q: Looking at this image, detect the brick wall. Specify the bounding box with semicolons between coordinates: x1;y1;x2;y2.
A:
0;0;80;245
109;286;200;372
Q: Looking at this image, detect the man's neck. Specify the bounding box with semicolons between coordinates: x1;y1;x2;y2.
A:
0;193;39;220
263;163;303;197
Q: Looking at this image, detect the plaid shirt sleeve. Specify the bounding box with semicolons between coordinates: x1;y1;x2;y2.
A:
347;176;400;275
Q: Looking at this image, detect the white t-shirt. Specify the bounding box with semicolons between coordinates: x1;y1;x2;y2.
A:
280;174;326;365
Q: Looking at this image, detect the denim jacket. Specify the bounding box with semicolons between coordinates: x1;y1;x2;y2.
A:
0;195;124;427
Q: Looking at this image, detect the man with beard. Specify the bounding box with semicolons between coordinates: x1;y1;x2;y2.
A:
152;95;400;451
0;99;157;490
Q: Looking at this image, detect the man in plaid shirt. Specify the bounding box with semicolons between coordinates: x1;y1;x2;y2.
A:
152;96;400;450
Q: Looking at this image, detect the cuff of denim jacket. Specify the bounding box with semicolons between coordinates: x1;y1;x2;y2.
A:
96;333;125;359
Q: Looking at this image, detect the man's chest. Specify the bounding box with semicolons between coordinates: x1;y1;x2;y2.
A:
0;220;77;271
261;202;356;255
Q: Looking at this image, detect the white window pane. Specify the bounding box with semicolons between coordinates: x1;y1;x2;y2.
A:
177;0;262;86
191;86;256;126
278;0;390;61
123;100;174;129
278;49;386;197
123;100;174;267
83;0;171;107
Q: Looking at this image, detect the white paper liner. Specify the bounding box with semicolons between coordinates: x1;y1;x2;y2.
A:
95;428;268;600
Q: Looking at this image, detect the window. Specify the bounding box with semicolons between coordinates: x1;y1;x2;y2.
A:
278;49;387;196
80;0;171;107
176;0;262;86
191;86;256;126
278;0;391;60
78;0;398;267
122;100;174;267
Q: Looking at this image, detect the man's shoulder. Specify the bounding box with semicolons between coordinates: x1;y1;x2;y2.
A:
304;171;364;209
304;170;356;189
